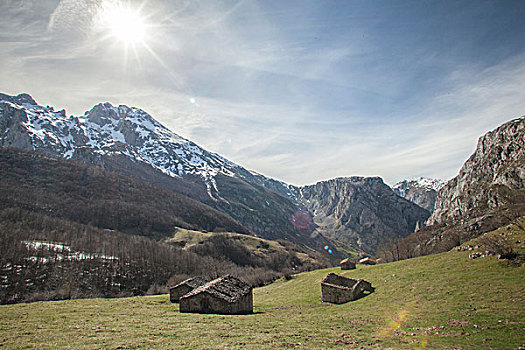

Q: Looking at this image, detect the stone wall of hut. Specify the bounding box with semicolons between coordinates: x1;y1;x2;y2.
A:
341;261;356;270
170;285;194;303
321;273;374;304
321;284;353;304
179;291;253;315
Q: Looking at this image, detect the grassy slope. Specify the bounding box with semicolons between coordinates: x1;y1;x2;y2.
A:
166;228;285;250
1;245;523;349
166;228;321;266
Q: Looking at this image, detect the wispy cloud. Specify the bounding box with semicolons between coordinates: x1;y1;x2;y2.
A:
47;0;102;38
1;0;525;186
177;52;525;186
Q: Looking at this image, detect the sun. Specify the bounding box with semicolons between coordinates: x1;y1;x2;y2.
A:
100;2;148;45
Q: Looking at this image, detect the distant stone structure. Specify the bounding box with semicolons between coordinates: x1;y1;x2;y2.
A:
321;273;374;304
169;277;209;303
340;258;356;270
359;257;377;265
179;275;253;314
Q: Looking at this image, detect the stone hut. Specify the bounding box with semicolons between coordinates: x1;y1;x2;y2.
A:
359;257;377;265
321;273;374;304
179;275;253;314
169;277;208;303
340;258;356;270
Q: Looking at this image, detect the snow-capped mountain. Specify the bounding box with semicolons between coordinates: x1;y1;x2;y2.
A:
393;177;447;194
0;92;434;254
0;93;264;199
0;93;323;250
392;177;447;212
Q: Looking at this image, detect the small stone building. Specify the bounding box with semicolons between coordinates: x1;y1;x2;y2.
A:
179;275;253;314
359;257;377;265
340;258;356;270
169;277;208;303
321;273;374;304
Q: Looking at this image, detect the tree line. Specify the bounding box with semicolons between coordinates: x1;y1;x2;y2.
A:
0;208;326;304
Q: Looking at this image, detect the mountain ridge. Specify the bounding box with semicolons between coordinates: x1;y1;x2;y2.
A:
378;115;525;261
294;176;431;253
0;92;441;254
1;92;322;251
392;177;447;212
428;115;525;225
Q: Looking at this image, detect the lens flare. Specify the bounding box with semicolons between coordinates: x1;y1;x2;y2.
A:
416;337;429;349
379;309;410;336
291;209;312;230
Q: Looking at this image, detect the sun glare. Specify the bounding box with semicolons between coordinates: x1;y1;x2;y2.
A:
101;2;147;45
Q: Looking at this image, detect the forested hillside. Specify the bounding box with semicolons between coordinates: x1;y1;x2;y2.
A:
0;147;248;237
0;148;329;304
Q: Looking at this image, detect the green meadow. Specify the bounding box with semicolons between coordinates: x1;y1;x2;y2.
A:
1;240;524;349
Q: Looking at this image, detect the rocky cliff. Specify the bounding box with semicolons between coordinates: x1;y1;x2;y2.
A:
294;177;431;253
427;116;525;225
393;177;447;212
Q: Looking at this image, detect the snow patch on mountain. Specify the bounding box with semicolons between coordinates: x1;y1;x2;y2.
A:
393;177;447;195
392;177;447;212
23;241;118;263
0;94;245;199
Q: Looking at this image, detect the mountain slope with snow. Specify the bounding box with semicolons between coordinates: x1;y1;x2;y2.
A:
0;93;247;199
392;177;447;212
0;147;249;238
0;93;333;252
0;92;438;255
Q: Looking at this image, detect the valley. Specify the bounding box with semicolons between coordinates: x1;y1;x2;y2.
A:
2;2;525;349
0;93;431;255
1;93;524;310
1;226;523;349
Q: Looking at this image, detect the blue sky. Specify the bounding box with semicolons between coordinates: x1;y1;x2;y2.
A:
1;0;525;185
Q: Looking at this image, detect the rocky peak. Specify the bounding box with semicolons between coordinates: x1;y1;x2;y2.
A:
297;176;431;253
427;116;525;225
0;93;239;195
0;93;38;106
85;103;121;125
393;177;447;212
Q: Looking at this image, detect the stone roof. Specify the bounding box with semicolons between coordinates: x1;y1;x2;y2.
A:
170;276;208;290
322;272;359;288
340;258;354;264
180;275;251;303
359;257;377;264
